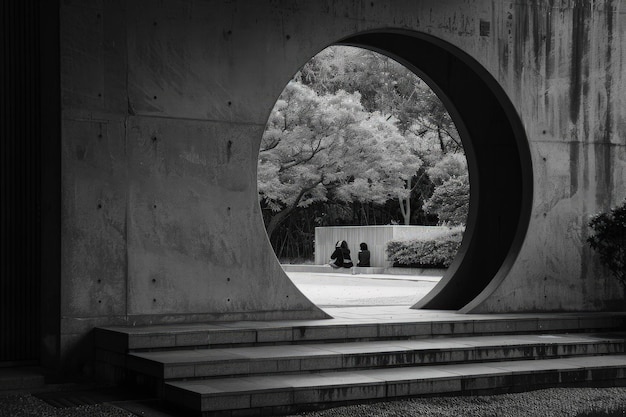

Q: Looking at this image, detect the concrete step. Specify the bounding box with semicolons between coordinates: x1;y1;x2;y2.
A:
126;333;624;380
162;355;626;416
95;312;626;353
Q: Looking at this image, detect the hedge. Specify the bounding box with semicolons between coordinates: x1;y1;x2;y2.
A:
385;228;464;268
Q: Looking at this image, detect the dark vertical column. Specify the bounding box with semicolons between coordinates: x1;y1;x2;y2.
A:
1;0;41;365
39;0;61;373
0;0;60;368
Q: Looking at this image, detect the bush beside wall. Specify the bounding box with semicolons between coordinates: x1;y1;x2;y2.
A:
386;228;463;268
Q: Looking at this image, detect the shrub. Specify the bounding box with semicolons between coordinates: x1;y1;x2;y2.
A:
386;228;464;268
587;199;626;287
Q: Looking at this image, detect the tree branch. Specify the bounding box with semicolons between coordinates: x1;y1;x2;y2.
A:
259;138;281;153
265;178;324;238
278;135;329;172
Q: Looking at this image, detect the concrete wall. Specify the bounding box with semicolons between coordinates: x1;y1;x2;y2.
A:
59;0;626;371
461;0;626;313
315;226;452;267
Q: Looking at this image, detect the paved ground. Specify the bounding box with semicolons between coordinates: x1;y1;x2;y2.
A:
286;270;441;307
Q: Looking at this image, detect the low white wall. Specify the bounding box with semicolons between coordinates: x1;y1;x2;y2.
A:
314;226;451;267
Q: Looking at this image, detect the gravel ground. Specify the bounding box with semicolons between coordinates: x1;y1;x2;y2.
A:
286;388;626;417
0;393;133;417
2;387;626;417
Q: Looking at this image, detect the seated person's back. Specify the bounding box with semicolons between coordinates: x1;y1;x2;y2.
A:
357;242;370;267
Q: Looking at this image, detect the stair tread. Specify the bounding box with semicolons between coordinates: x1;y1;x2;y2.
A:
96;311;626;353
130;333;623;365
165;354;626;396
100;311;624;335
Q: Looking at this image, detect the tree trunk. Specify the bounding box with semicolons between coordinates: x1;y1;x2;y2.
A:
399;196;411;225
265;183;320;240
437;126;445;153
399;177;413;225
265;207;294;241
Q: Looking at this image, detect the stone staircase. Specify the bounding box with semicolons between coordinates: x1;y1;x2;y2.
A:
94;309;626;416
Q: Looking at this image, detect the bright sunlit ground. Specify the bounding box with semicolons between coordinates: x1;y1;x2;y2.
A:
285;271;441;307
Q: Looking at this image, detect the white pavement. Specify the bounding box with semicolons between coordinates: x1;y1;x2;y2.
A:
285;270;441;308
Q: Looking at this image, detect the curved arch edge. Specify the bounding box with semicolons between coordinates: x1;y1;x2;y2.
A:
340;29;533;312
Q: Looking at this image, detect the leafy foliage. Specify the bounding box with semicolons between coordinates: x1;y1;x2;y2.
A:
258;45;469;254
427;153;468;185
587;199;626;287
423;174;469;226
386;228;464;268
258;75;422;237
298;46;462;149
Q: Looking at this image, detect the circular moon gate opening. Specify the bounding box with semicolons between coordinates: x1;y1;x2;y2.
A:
335;31;533;311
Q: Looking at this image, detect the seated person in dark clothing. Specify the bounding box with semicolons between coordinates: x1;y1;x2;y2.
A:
357;242;370;267
340;240;353;268
329;241;343;268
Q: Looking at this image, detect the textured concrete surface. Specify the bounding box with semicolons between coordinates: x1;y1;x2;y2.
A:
162;355;626;414
96;308;626;350
126;333;623;379
461;1;626;313
59;0;626;372
94;307;626;413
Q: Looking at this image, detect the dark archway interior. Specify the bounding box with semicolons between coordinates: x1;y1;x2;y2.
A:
339;31;533;310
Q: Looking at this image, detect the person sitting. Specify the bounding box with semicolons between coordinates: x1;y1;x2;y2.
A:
340;240;353;268
329;241;343;268
357;242;371;267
